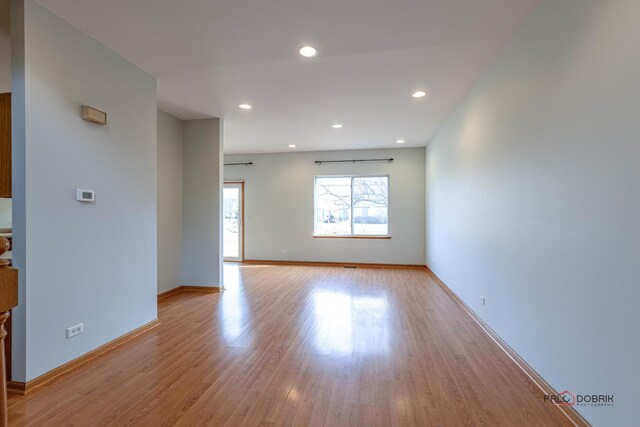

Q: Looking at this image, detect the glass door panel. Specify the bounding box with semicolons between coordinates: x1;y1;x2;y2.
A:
223;183;243;261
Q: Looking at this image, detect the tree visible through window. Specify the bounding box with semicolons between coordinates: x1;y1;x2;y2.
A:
314;176;389;236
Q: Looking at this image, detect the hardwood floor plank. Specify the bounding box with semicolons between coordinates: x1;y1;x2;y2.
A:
7;264;574;426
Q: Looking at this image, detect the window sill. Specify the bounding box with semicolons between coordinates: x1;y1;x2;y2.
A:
313;235;392;240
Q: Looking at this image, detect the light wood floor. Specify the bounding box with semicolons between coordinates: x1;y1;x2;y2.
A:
8;263;571;426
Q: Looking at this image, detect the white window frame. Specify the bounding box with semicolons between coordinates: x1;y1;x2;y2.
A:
313;175;391;238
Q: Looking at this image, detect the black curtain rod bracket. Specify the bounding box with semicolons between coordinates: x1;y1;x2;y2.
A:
315;158;393;165
224;162;253;166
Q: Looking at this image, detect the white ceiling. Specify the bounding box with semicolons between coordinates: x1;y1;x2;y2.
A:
35;0;539;154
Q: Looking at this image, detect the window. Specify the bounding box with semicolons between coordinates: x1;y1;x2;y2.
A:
314;176;389;237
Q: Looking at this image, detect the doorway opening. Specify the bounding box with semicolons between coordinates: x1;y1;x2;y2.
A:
223;182;244;261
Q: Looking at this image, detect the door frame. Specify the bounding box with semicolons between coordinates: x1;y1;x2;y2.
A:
223;181;245;261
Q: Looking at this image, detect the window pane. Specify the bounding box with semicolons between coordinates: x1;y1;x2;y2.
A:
352;177;388;235
223;187;240;258
315;177;352;235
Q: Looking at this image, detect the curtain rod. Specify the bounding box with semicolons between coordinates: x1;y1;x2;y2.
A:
224;162;253;166
315;158;393;165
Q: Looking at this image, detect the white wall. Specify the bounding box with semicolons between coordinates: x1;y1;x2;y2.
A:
9;0;26;380
157;109;183;293
426;1;640;425
11;0;157;381
0;198;10;229
182;119;223;288
224;148;425;265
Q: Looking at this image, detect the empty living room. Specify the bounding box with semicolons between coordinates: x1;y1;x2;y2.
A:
0;0;637;426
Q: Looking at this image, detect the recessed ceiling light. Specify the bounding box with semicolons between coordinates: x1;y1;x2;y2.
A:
238;103;252;110
332;124;343;129
396;139;405;144
288;144;296;148
412;90;427;98
298;45;318;58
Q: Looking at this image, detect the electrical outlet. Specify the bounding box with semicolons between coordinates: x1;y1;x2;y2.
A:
282;249;288;254
66;323;83;339
480;296;486;306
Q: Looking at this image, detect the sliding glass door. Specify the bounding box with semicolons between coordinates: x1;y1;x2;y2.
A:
223;182;243;261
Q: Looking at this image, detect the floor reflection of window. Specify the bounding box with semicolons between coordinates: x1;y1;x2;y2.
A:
221;264;251;345
313;291;389;355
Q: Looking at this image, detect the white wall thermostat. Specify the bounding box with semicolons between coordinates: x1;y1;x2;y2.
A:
76;189;96;202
